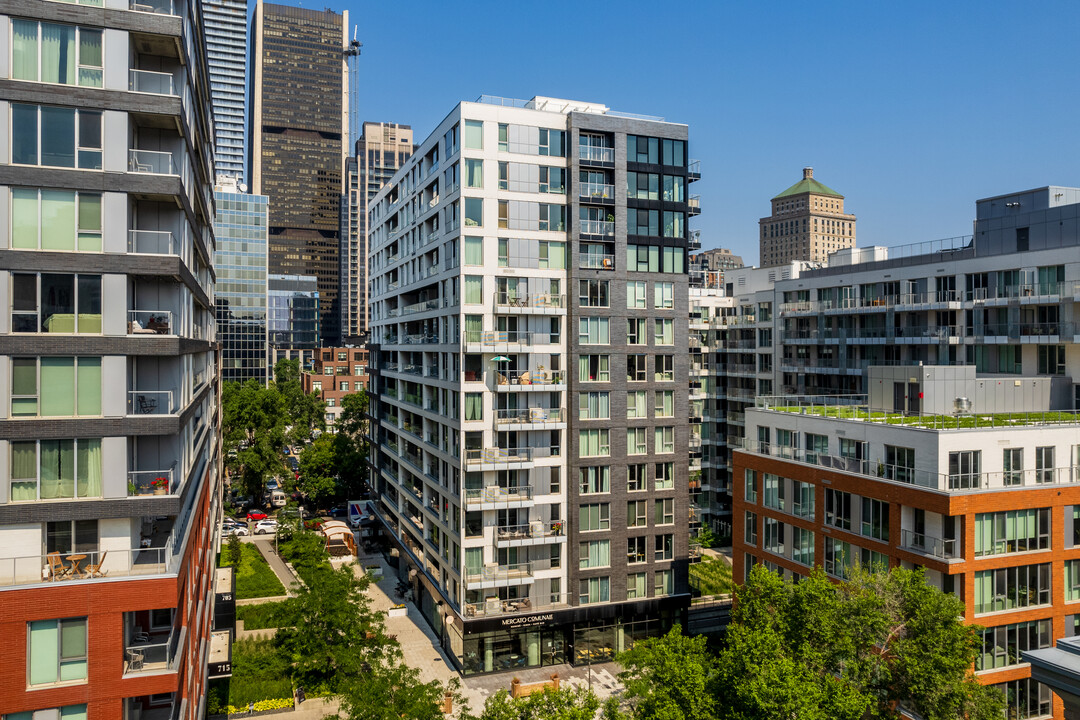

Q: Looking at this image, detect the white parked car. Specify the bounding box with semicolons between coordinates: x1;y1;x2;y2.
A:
222;523;248;537
253;520;279;535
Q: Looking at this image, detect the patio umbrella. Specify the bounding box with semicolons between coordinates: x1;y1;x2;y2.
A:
490;356;511;363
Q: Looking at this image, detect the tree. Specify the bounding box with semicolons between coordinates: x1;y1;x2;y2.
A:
474;687;601;720
333;391;369;498
221;380;287;498
614;625;720;720
274;359;325;445
298;434;338;507
335;658;464;720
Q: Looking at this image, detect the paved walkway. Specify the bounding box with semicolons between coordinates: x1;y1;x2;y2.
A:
245;535;301;594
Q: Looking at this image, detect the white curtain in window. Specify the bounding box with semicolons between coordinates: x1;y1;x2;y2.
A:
42;23;75;85
77;439;102;498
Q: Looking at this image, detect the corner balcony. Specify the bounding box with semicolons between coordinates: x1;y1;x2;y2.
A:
128;391;175;416
123;616;186;675
462;593;570;620
494;521;566;547
130;69;177;96
0;546;173;587
464;562;534;590
128;230;176;255
493;293;566;315
900;529;961;561
465;484;534;508
128;310;173;335
129;0;178;14
129;149;176;176
128;468;177;497
494;408;565;430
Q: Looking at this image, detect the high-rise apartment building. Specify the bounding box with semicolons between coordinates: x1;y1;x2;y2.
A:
268;274;320;369
367;96;697;674
215;178;270;384
759;167;855;266
203;0;247;181
341;122;414;341
0;0;224;717
250;1;348;345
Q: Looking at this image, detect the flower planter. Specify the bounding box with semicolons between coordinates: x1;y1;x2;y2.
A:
153;487;167;495
388;605;407;618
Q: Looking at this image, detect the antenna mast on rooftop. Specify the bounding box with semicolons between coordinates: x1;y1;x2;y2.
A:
344;26;362;148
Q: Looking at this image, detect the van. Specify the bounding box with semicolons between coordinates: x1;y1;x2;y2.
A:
270;490;287;508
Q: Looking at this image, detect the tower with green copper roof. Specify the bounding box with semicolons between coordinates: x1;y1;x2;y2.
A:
759;167;856;266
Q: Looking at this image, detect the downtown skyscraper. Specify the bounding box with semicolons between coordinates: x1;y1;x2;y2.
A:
203;0;248;181
250;1;349;346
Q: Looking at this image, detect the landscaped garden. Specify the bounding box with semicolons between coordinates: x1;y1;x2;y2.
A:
219;542;286;599
769;404;1080;430
689;556;734;597
207;637;294;715
236;599;298;630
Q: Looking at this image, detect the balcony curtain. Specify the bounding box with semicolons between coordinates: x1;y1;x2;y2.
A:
40;440;75;499
10;442;38;501
77;440;102;498
464;393;483;422
42;23;75;85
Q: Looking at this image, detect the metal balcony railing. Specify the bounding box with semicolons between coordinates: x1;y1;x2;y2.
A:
130;69;176;96
128;310;172;335
464;484;534;504
128;391;174;415
0;546;172;586
901;529;959;559
129;149;175;175
128;230;175;255
579;146;614;163
494;408;563;425
493;292;565;309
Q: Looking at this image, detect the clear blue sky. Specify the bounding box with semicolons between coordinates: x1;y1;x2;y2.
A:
258;0;1080;266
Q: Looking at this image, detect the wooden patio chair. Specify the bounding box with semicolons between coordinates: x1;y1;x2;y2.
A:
47;552;70;580
85;551;108;578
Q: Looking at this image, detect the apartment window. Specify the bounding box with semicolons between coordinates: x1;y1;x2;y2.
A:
654;426;674;454
994;678;1052;719
654;569;673;597
1004;448;1024;486
626;171;659;200
12;21;102;87
978;620;1051;672
655;462;674;490
627;537;647;564
627;354;647;382
791;480;814;518
662;211;685;239
824;488;852;531
744;469;757;504
12;104;101;169
628;135;659;164
463;198;483;227
805;433;829;465
464;276;483;304
654;355;674;382
579;429;609;457
10;439;103;501
975;509;1050;556
744;511;758;546
653;318;674;345
578;317;609;345
578;466;610;494
627;500;647;527
792;527;815;567
628;209;659;236
539;166;565;193
626;318;646;345
578;280;609;307
444;124;459;155
463;393;483;421
579;355;609;382
12;357;101;417
538;204;566;231
662;175;685;202
627;391;647;419
12;189;101;252
46;519;97;559
627;572;647;598
464;236;483;266
497;123;508;151
654;533;674;561
654;390;674;418
7;705;89;720
764;518;786;555
861;498;890;542
627;464;647;492
1035;447;1055;484
627;244;685;273
538;128;566;156
627;281;647;309
579;540;610;569
974;564;1051;614
464;158;483;188
1037;346;1065;375
463;120;483;149
763;473;785;512
627;427;647;455
824;537;854;579
654;499;674;526
579;577;609;604
12;273;102;334
1068;560;1080;602
579;503;610;532
578;391;609;421
28;617;87;685
654;282;674;309
661;138;685;166
884;445;916;484
948;450;981;489
323;367;334;376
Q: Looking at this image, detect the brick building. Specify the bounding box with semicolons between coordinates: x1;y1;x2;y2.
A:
302;347;369;432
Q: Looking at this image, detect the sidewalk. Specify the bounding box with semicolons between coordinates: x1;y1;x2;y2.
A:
245;536;302;593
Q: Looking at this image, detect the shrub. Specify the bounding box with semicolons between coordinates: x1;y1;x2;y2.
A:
230;543;286;599
689;556;734;596
229;637;293;706
237;600;298;630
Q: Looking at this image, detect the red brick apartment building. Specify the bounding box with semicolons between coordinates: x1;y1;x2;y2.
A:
302;347;370;431
734;366;1080;719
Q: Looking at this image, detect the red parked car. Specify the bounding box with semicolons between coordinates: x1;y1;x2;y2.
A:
246;509;268;521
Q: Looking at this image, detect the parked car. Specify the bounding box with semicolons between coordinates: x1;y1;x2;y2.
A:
222;524;249;537
328;505;346;518
246;510;268;521
222;517;246;527
285;457;300;472
266;478;281;490
253;520;279;535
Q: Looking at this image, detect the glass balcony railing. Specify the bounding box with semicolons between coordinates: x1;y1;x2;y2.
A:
130;69;176;96
128;230;175;255
579;146;614;163
128;310;173;335
129;149;175;175
580;220;614;236
128;390;174;415
464;562;533;584
493;292;565;309
495;370;564;387
494;408;564;425
0;546;172;586
124;626;185;674
579;253;615;270
464;484;534;504
464;448;534;466
900;529;959;559
579;182;615;200
129;468;175;496
129;0;176;14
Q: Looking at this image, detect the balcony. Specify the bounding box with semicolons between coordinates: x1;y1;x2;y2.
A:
900;529;960;560
579;183;615;203
579;146;614;164
493;292;566;313
129;230;175;255
128;391;175;416
129;149;176;175
494;370;565;390
579;253;615;270
580;220;615;237
464;448;534;469
464;562;534;589
464;593;572;619
129;0;176;14
465;484;534;506
124;624;186;675
130;69;177;96
0;546;173;587
687;160;701;181
128;310;173;335
494;408;564;427
464;330;554;350
494;521;566;547
688;195;701;215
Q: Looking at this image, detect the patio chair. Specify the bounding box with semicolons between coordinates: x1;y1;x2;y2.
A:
127;648;144;671
85;551;108;578
47;552;70;580
137;395;158;414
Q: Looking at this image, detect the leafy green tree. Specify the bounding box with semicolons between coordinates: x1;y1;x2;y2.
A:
614;625;720;720
273;359;325;445
333;391;369;498
298;434;338;507
222;380;287;498
335;659;465;720
474;687;601;720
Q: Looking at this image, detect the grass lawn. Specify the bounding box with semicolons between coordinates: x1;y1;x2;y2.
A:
220;543;286;599
236;599;298;630
771;405;1079;430
207;637;293;711
690;556;734;596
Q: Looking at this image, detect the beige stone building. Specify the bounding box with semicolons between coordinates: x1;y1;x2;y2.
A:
759;167;855;266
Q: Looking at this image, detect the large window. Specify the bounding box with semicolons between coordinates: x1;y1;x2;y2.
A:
744;469;757;504
578;355;609;382
978;620;1051;671
1035;446;1055;484
627;281;647;309
579;391;609;420
463;198;483;227
627;135;659;164
579;429;609;458
1037;345;1065;375
579;503;610;532
654;355;674;382
654;426;674;454
1067;559;1080;602
6;705;88;720
12;357;101;417
464;236;483;266
463;393;483;421
994;678;1051;720
463;120;483;149
579;540;610;569
763;473;785;512
653;281;674;309
578;317;609;345
627;244;685;274
10;439;103;501
975;509;1050;556
1003;448;1024;486
654;534;674;561
579;577;609;604
627;427;647;455
627;572;647;599
627;464;647;492
628;209;659;236
627;354;647;382
884;445;916;484
653;318;674;345
792;527;815;566
578;466;609;494
764;518;786;555
12;104;102;169
464;158;483;188
654;499;674;526
792;480;814;518
948;450;981;489
662;175;685;202
12;189;101;252
626;390;647;419
744;511;757;546
627;500;647;527
28;617;87;685
861;498;889;542
578;280;609;307
654;569;673;597
627;537;647;565
463;276;483;304
973;564;1051;615
661;139;685;166
654;390;674;418
11;273;102;333
655;462;674;489
662;211;685;239
824;488;852;531
12;21;102;87
626;171;659;200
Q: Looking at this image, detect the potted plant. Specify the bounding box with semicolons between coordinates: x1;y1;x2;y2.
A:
128;481;139;496
551;521;562;536
151;476;169;495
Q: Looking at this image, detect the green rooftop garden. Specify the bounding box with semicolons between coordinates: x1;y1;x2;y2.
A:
766;405;1080;430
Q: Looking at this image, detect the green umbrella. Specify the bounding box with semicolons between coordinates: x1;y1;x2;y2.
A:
491;356;512;362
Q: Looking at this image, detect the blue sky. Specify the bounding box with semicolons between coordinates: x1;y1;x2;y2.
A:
259;0;1080;265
